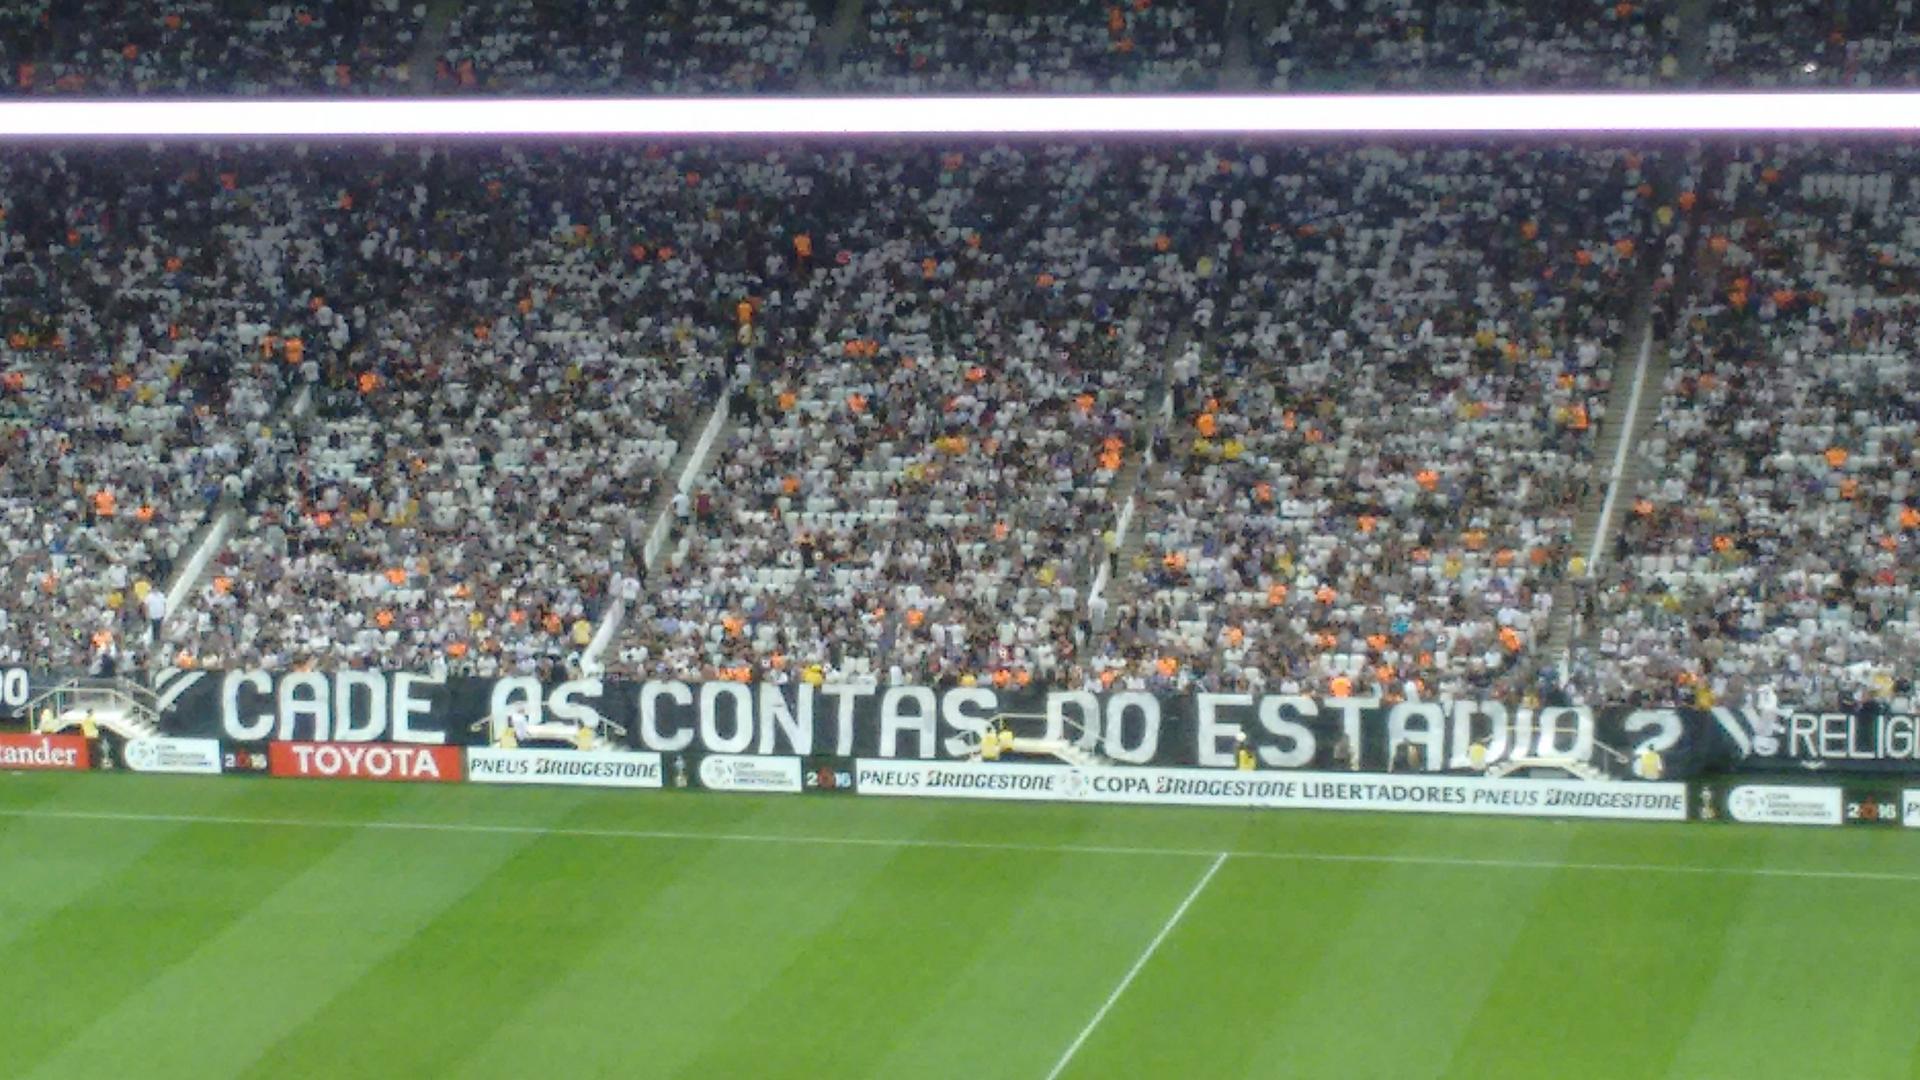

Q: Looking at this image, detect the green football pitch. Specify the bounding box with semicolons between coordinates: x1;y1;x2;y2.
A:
1;774;1916;1079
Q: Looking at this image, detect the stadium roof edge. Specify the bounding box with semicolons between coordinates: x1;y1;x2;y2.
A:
0;93;1918;139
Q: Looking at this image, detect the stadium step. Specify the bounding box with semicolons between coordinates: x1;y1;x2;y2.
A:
1217;0;1255;90
406;0;462;91
1087;333;1182;623
155;384;314;655
1547;134;1708;667
1545;284;1662;665
28;677;163;744
584;393;734;671
806;0;866;86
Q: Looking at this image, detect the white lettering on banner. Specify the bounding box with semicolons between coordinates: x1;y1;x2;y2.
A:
700;681;754;754
1536;707;1595;761
466;748;663;789
880;686;937;759
293;743;441;779
697;754;803;793
1726;785;1843;826
123;737;222;775
1045;691;1098;750
1104;692;1159;764
221;669;450;744
1622;710;1685;759
1257;696;1317;768
1196;693;1252;768
1388;702;1446;768
393;672;442;743
0;735;86;770
488;676;608;735
202;676;1650;772
1784;712;1920;764
640;680;695;751
1905;792;1920;828
852;761;1688;821
0;668;29;710
333;670;385;741
0;744;77;768
638;682;835;757
940;688;996;759
757;683;813;756
820;684;873;758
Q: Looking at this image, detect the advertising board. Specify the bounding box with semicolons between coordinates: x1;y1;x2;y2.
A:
268;741;462;782
123;737;222;776
853;760;1688;821
1725;784;1843;826
695;754;804;793
466;748;662;789
0;733;90;771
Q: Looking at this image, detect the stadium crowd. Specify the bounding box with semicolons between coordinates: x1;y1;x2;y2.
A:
1265;0;1666;91
1;0;1916;714
611;144;1181;685
438;0;819;93
834;0;1223;92
1575;143;1920;711
2;0;420;95
6;0;1914;96
0;149;297;671
1090;146;1650;702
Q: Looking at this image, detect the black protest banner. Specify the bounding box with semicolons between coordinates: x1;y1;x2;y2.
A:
150;667;1765;780
1739;707;1920;775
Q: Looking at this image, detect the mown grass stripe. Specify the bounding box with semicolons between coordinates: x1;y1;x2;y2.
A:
17;797;576;1080
5;806;1919;885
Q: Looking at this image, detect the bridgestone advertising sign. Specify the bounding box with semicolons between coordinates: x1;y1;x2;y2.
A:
854;761;1688;820
466;748;663;789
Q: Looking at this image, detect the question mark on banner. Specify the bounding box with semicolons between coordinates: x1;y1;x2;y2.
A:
1622;709;1683;756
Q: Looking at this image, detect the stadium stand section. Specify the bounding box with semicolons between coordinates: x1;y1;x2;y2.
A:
832;0;1224;92
611;144;1173;684
1090;146;1654;700
2;1;1915;95
1705;0;1920;87
156;145;745;676
0;149;297;670
1;0;1917;713
3;1;421;95
437;0;820;93
1262;0;1666;90
1575;142;1920;712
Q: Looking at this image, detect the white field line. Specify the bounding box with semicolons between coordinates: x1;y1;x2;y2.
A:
1044;851;1228;1080
1;806;1916;885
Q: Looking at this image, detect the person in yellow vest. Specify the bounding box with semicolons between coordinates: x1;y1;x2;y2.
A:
981;722;1003;761
1234;731;1256;771
80;709;102;770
